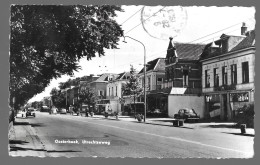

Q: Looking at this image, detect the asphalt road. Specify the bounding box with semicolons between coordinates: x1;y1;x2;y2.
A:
9;111;254;158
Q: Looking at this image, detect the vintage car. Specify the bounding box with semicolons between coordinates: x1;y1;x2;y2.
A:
60;108;67;114
16;110;26;118
26;108;36;117
50;107;58;114
40;106;50;112
173;108;200;122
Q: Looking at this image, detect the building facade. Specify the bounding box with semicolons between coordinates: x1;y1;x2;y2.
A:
160;38;206;118
200;25;255;121
138;58;166;114
106;72;130;114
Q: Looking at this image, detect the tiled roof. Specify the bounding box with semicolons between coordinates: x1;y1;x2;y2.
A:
231;30;255;52
166;39;205;61
139;58;165;74
174;43;206;60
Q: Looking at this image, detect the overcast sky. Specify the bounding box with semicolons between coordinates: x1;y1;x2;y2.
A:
28;5;255;102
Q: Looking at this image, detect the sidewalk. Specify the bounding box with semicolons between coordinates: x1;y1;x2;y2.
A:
87;115;255;136
9;117;47;157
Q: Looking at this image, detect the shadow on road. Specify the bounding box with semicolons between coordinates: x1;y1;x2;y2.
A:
10;146;82;153
129;121;194;129
10;146;46;152
222;132;255;137
13;121;45;127
9;140;29;145
201;124;237;129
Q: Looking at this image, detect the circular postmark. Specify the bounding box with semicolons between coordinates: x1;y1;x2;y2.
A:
141;6;188;40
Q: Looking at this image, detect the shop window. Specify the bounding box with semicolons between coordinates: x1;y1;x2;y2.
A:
242;62;249;83
230;93;249;102
213;68;219;87
222;66;227;85
231;64;237;85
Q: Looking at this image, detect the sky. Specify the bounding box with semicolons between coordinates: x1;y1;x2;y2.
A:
28;5;255;103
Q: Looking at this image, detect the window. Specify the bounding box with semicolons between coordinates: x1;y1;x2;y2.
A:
205;70;210;88
230;93;249;102
98;90;103;96
157;78;163;85
222;66;227;85
115;86;117;96
231;64;237;84
213;68;219;87
242;62;249;83
109;88;110;96
147;77;151;90
183;70;189;87
112;87;114;96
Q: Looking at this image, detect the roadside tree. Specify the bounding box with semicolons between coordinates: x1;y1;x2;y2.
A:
122;65;143;116
10;5;124;109
78;85;97;117
50;87;66;110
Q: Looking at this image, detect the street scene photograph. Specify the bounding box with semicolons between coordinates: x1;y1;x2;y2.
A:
9;5;255;158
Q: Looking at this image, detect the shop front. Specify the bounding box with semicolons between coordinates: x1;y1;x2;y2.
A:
205;91;251;121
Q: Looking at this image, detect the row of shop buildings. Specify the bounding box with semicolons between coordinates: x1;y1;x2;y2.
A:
64;23;255;121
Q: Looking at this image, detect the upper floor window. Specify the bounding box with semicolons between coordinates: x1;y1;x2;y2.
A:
214;68;219;87
157;78;163;85
109;88;110;96
231;64;237;85
98;90;103;96
222;66;228;85
183;69;189;87
242;62;249;83
112;87;114;96
115;86;118;96
147;77;151;90
205;69;210;88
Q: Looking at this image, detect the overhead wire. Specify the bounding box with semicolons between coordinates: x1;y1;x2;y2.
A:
124;6;167;35
106;16;254;72
120;7;143;25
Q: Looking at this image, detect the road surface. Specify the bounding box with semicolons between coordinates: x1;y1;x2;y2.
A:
9;111;254;158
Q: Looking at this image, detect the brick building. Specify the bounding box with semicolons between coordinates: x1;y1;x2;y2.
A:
200;23;255;121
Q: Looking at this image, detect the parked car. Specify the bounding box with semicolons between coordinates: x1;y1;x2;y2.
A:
174;108;200;122
60;108;67;114
50;107;58;114
41;106;50;112
16;109;26;118
26;108;36;117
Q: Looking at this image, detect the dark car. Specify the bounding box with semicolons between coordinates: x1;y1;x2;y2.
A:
174;108;200;122
40;106;50;112
26;108;36;117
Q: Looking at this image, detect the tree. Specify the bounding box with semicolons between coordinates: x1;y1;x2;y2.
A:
50;87;66;109
122;65;143;116
78;85;97;117
10;5;124;109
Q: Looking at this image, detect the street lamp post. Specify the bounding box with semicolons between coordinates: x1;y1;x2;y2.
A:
123;36;146;122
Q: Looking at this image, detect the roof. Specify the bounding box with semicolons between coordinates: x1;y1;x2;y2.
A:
139;58;165;74
231;30;255;52
200;30;255;60
92;73;115;82
166;38;206;61
116;72;130;80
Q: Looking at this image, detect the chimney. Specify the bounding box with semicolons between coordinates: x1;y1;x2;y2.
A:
241;22;247;36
